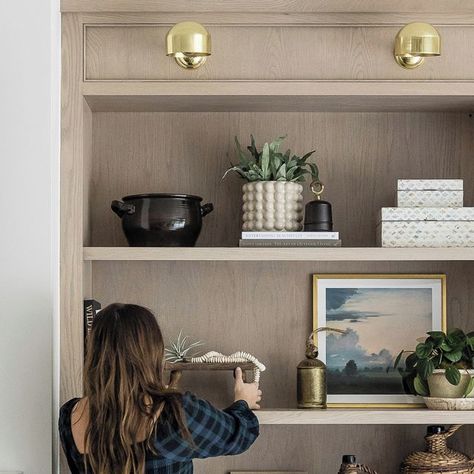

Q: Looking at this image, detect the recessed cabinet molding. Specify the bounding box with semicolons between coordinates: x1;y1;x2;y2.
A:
61;0;474;13
84;24;474;81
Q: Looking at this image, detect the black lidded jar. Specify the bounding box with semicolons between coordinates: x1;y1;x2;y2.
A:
304;181;333;232
304;199;333;231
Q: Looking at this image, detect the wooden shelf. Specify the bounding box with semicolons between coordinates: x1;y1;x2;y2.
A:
83;82;474;113
256;409;474;425
84;247;474;262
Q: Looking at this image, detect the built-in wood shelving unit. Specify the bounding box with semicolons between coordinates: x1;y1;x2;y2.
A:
256;409;474;425
84;247;474;262
61;3;474;472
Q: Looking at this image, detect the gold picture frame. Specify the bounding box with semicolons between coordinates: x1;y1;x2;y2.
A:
313;274;447;408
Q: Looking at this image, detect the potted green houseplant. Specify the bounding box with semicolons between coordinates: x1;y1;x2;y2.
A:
223;135;318;231
393;328;474;398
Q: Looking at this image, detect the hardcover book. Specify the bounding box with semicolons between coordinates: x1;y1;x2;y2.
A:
84;299;101;340
241;231;339;240
239;239;342;247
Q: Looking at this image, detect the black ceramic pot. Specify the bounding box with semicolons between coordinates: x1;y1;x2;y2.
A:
111;193;213;247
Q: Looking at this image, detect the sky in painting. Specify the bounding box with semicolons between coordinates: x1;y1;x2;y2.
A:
326;287;432;369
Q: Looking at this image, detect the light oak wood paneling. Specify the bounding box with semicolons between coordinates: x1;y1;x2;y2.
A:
84;24;474;81
84;247;474;262
61;0;474;13
89;112;474;248
91;260;474;409
61;13;86;405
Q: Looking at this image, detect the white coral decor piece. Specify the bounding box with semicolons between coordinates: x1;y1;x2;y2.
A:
242;181;304;231
191;351;266;385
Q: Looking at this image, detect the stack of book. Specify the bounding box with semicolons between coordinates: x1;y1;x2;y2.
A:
239;231;341;247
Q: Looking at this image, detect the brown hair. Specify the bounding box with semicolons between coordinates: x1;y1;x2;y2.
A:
83;303;190;473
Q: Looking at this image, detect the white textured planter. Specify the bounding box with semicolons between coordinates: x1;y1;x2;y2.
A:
427;369;474;398
242;181;304;231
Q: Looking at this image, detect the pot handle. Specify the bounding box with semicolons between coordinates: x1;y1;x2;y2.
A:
111;200;135;218
200;203;214;217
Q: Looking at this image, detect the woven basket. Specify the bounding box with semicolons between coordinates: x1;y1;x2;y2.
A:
401;425;474;474
338;463;378;474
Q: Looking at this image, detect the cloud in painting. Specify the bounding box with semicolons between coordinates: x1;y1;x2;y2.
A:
327;328;393;369
327;309;383;322
326;288;359;310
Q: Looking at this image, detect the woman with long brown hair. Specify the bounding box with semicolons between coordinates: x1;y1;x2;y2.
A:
59;303;261;473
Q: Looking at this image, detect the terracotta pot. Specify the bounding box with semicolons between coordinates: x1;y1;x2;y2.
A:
427;369;474;398
241;181;304;231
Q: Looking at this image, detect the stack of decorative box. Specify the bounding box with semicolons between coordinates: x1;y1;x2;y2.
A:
377;179;474;248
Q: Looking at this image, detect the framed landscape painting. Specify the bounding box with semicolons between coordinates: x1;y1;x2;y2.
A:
313;274;446;407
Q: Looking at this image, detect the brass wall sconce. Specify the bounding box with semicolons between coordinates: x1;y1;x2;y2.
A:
394;22;441;69
166;21;211;69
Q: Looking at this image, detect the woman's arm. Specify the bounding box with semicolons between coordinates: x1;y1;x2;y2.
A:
153;368;261;462
181;392;259;459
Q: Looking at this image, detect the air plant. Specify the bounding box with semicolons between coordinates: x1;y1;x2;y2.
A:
165;330;205;363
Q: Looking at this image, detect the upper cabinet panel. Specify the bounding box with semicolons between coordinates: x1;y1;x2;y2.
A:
84;24;474;81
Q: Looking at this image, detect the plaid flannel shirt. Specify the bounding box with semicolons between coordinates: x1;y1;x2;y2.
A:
59;392;259;473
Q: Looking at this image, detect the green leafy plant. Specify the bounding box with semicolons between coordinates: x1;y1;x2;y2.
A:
164;331;204;363
223;135;318;182
392;328;474;397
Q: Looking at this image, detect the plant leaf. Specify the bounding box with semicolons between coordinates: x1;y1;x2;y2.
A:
416;342;433;359
414;375;429;396
247;134;259;160
234;136;250;167
417;358;435;379
276;163;287;180
447;328;466;346
261;143;270;180
464;376;474;397
393;350;405;370
300;150;316;163
444;350;463;363
445;366;462;386
405;353;418;370
269;135;286;153
309;162;319;181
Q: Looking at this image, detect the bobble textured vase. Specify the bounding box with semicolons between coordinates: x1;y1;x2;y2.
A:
242;181;304;231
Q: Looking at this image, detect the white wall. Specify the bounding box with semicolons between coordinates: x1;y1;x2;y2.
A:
0;0;59;472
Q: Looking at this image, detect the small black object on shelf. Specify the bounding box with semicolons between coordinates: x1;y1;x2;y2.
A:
304;180;333;232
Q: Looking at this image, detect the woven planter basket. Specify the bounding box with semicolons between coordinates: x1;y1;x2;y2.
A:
338;463;378;474
401;425;474;474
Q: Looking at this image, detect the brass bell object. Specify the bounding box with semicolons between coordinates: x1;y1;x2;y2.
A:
297;327;347;409
304;180;333;232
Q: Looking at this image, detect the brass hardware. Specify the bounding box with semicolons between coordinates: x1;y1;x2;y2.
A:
310;180;325;200
394;22;441;69
166;21;211;69
297;327;347;409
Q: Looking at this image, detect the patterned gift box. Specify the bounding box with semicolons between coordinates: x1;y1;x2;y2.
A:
377;207;474;247
397;179;463;208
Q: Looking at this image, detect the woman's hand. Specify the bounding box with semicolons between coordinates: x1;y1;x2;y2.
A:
234;367;262;410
